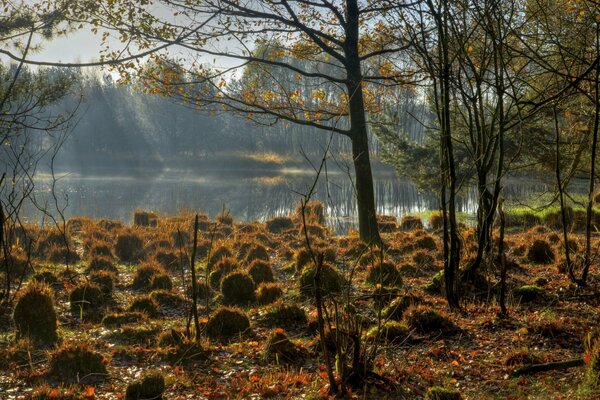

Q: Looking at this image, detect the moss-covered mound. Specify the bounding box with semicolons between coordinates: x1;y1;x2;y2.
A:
298;263;342;297
132;262;164;290
153;250;182;272
264;302;307;329
243;243;270;264
264;328;306;364
294;248;313;271
89;270;115;296
150;290;187;311
423;270;444;294
366;321;410;342
265;217;295;234
128;295;159;317
415;235;437;251
208;246;233;267
513;285;545;303
404;305;456;334
86;256;119;274
527;239;555;264
125;371;166;400
371;285;400;310
366;261;402;287
69;283;104;314
209;257;239;289
382;294;421;321
221;271;256;305
115;231;144;263
247;260;274;284
205;307;251;340
101;312;145;327
426;386;462;400
13;282;58;345
150;273;173;291
48;344;107;383
256;283;284;305
400;215;424;231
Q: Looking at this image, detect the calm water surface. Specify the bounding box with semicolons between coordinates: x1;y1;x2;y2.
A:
26;169;571;233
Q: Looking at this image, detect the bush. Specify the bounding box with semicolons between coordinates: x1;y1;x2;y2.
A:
247;260;274;284
414;235;437;251
243;243;270;264
264;302;307;329
221;272;255;305
205;307;251;339
150;274;173;291
426;386;462;400
209;257;239;289
265;217;295;234
366;321;410;342
400;215;423;231
428;213;444;230
49;343;107;383
404;305;456;334
115;231;145;263
128;295;159;317
125;371;166;400
366;261;402;287
264;328;306;363
69;283;104;313
13;282;58;345
298;263;342;297
153;250;182;272
256;283;283;305
527;240;555;264
132;262;164;290
86;256;119;274
89;271;115;296
513;285;545;303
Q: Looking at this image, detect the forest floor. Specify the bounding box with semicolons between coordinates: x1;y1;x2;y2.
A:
0;211;599;399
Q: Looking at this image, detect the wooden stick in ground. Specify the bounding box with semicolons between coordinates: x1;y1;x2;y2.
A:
511;359;583;377
189;214;201;340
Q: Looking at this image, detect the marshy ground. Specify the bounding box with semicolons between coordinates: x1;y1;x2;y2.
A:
1;205;599;399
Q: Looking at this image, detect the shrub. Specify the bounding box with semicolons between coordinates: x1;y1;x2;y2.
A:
527;240;555;264
128;295;159;317
415;235;437;251
513;285;545;303
366;321;410;342
89;270;115;296
400;215;423;231
221;272;255;305
265;217;295;234
69;283;104;313
13;282;58;345
256;283;284;305
115;231;144;263
153;250;182;272
298;263;342;297
86;256;119;274
426;387;462;400
208;246;233;268
382;294;421;321
264;328;306;363
48;343;107;383
125;371;166;400
88;242;113;259
243;243;270;264
150;273;173;291
150;290;187;311
366;261;402;287
247;260;274;284
133;210;158;227
205;307;251;339
209;257;239;289
294;248;313;271
264;302;307;329
428;213;444;230
404;305;456;334
132;262;164;290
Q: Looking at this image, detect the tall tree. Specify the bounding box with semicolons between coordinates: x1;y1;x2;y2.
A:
71;0;413;245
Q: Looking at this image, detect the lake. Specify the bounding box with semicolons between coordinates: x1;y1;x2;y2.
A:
25;168;571;233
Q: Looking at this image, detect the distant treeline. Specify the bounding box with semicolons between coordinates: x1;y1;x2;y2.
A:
30;67;425;174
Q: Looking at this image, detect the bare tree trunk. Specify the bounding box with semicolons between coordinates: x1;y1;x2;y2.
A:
497;198;508;317
187;215;201;340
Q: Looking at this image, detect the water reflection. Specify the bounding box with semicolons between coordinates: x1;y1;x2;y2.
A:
24;170;578;233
